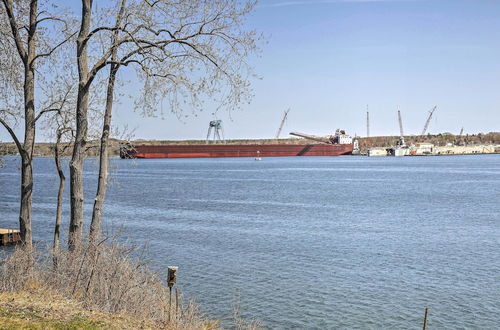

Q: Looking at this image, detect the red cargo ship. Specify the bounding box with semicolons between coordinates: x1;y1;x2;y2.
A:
120;130;355;159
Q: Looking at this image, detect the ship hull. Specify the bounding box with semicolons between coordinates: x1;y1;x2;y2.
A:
121;144;353;159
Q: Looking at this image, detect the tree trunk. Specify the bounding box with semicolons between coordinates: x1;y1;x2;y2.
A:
19;152;33;248
68;86;88;250
88;0;125;246
68;0;92;251
53;132;65;252
89;63;118;245
17;0;38;249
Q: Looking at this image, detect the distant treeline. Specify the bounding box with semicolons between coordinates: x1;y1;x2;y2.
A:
1;132;499;157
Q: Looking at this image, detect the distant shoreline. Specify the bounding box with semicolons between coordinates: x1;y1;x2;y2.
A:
1;132;499;157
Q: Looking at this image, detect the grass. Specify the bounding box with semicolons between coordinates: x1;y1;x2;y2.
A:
0;243;260;329
0;290;150;329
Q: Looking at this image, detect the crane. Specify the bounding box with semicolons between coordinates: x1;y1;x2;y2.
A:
366;105;370;138
206;120;225;144
455;127;464;146
421;105;437;136
397;108;406;147
276;109;290;139
290;129;352;145
289;132;331;144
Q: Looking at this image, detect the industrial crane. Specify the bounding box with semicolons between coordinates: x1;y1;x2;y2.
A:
290;129;352;145
206;119;225;144
366;105;370;138
421;106;437;136
290;132;331;144
455;127;464;146
276;109;290;139
397;109;406;147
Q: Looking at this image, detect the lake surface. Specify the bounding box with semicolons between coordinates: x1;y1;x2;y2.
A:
1;155;499;329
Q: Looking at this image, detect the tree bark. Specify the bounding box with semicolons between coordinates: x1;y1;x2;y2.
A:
89;0;126;246
68;0;92;250
88;63;117;245
53;131;65;252
18;0;38;249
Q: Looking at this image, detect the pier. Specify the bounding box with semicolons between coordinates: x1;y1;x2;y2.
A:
0;229;21;246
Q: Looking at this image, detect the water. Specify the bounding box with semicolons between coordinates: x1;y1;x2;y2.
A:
1;155;499;329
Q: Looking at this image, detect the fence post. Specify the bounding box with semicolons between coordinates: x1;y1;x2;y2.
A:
167;266;178;323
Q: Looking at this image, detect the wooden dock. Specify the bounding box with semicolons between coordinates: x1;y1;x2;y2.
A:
0;229;21;246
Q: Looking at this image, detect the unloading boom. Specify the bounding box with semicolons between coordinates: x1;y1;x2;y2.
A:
289;132;331;144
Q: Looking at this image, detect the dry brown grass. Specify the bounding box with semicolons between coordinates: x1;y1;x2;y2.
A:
0;289;153;329
0;240;260;329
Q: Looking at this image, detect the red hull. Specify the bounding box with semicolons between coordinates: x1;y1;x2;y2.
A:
121;144;353;159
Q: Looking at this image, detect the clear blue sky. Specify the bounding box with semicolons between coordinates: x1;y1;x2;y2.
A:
3;0;500;142
117;0;500;139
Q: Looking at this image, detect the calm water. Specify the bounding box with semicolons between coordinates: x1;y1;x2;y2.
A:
1;155;499;329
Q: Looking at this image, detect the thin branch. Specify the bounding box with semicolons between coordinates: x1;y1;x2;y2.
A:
35;87;72;122
1;0;27;62
177;40;220;69
36;16;67;28
35;108;60;122
85;26;124;44
33;31;77;62
0;117;24;155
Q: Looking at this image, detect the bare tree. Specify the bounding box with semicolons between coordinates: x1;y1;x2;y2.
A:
39;49;105;253
88;0;127;247
0;0;76;248
69;0;260;249
51;100;74;254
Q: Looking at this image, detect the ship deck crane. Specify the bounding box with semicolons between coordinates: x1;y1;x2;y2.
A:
276;109;290;139
289;132;331;144
421;106;437;137
290;129;352;145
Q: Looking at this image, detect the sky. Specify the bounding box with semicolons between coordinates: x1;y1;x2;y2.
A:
3;0;500;141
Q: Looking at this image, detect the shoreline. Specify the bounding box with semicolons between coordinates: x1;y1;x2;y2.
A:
1;132;499;158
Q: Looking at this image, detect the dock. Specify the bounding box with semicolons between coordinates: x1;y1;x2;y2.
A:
0;229;21;246
367;144;500;157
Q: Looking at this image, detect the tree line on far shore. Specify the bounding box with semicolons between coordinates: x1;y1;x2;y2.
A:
1;131;499;160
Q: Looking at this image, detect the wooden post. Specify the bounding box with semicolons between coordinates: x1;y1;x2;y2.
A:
167;266;178;323
422;306;429;330
175;287;179;321
168;286;172;322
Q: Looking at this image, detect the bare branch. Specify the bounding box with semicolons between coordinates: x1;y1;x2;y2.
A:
1;0;27;62
0;116;23;155
35;108;60;122
36;16;66;28
33;31;77;62
84;24;140;44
